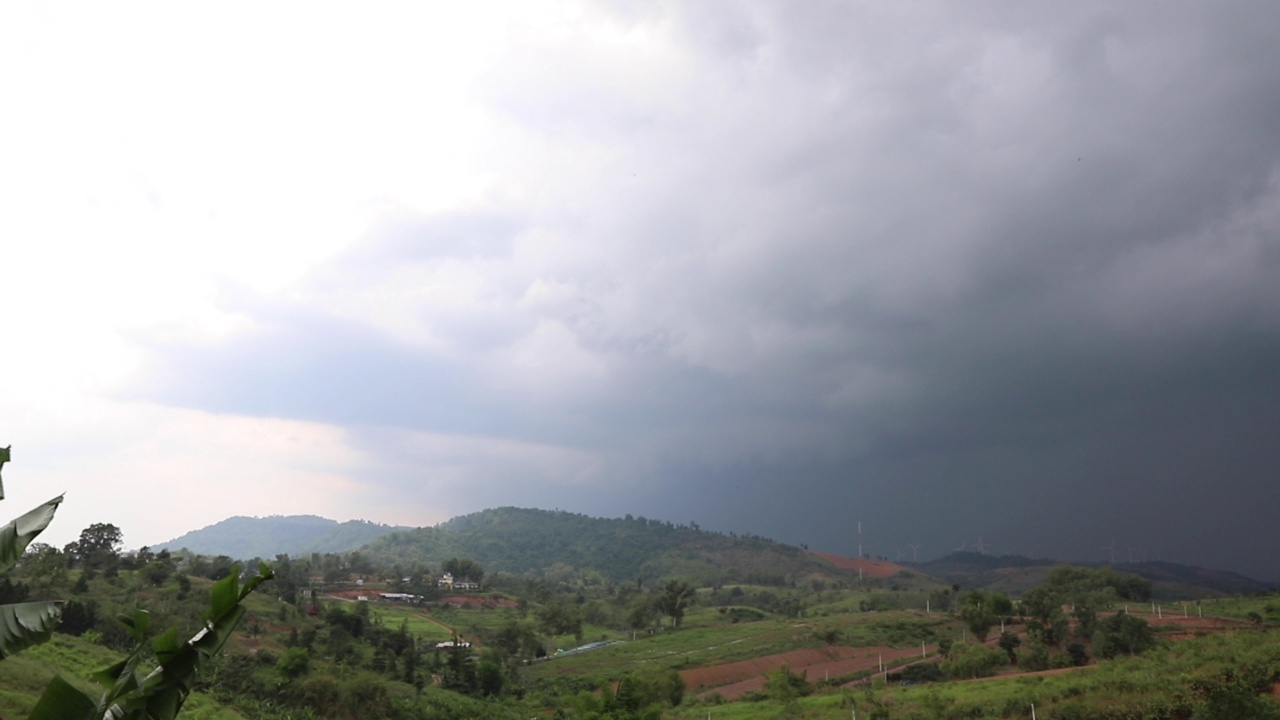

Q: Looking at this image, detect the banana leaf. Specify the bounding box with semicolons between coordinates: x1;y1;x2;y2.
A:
0;600;63;660
1;495;65;575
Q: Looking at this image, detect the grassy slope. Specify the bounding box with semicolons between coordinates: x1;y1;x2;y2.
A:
0;634;244;720
523;605;958;688
665;628;1280;719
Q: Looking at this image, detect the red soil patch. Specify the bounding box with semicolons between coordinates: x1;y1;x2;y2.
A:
687;645;934;700
808;551;906;579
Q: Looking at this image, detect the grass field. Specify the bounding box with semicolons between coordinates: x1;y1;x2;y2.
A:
0;634;245;720
524;607;960;690
661;627;1280;719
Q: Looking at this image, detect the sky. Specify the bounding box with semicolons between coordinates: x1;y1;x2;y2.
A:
2;2;1278;581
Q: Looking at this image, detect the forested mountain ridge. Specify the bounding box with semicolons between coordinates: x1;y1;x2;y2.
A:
909;551;1271;600
154;514;405;558
361;507;870;585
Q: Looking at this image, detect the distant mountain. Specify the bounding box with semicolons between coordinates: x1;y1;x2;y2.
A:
361;507;879;586
157;509;1268;600
1112;560;1274;599
154;515;406;559
909;551;1271;599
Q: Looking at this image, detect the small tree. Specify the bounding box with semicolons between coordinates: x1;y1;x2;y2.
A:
959;590;997;642
655;580;696;629
627;597;654;635
1092;613;1155;659
764;663;811;702
941;643;1007;680
997;631;1021;663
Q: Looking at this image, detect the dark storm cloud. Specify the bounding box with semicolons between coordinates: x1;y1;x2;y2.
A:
136;2;1280;579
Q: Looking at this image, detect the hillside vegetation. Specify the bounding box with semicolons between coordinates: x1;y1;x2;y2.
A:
911;551;1271;600
361;507;879;586
154;515;405;559
6;504;1280;720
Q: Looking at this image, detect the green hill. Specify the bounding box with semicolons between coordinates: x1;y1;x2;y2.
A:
361;507;875;586
153;514;405;559
910;551;1271;599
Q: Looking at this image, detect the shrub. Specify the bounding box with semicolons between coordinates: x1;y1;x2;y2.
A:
941;643;1007;679
277;646;311;679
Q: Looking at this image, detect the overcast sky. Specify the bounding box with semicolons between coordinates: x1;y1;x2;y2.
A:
3;2;1278;581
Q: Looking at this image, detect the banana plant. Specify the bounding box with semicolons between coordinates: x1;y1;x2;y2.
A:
0;445;66;661
28;562;274;720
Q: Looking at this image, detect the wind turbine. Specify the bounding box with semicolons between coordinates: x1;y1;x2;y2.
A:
907;543;921;562
1102;539;1116;564
972;537;987;555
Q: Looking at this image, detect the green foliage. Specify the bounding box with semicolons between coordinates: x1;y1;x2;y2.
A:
476;658;505;696
1020;566;1149;651
64;524;123;571
275;647;310;679
0;447;65;662
626;597;654;631
441;557;484;583
1091;612;1156;659
1019;639;1051;671
535;601;583;639
28;563;273;720
597;670;681;720
898;662;944;683
1190;667;1280;720
493;618;541;658
362;507;849;586
763;663;812;702
655;579;696;628
1066;641;1089;666
940;641;1007;679
1045;564;1149;602
958;590;997;641
997;630;1020;663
